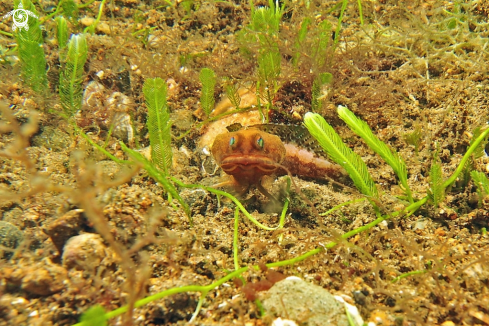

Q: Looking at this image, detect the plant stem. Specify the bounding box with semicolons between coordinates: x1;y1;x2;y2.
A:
391;269;428;283
333;0;348;47
84;0;108;33
443;127;489;188
234;207;240;270
320;198;366;216
74;124;132;164
0;30;13;37
171;178;285;231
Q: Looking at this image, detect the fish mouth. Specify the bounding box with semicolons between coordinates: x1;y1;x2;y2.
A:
220;155;278;173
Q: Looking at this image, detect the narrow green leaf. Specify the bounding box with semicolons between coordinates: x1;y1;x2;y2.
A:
258;49;281;84
59;33;88;117
56;16;69;50
428;155;445;207
303;112;378;200
143;77;172;174
458;158;474;190
297;17;311;43
334;0;348;47
199;68;216;116
311;73;332;112
443;127;489;188
337;105;413;202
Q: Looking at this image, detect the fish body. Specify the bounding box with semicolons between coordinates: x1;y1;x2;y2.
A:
211;123;346;190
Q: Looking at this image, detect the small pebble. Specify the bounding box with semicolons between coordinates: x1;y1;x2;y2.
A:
44;209;85;253
262;277;349;326
0;221;24;258
62;233;110;272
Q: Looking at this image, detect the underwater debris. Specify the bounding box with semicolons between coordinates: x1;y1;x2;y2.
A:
81;81;135;143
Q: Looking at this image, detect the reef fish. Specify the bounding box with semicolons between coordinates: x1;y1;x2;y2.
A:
211;123;347;192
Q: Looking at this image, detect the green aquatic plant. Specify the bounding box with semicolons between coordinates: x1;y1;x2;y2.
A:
13;0;48;94
305;105;489;214
331;0;364;47
55;15;70;67
248;0;284;106
143;77;172;174
470;171;489;205
8;0;108;95
293;16;335;74
60;0;78;21
55;16;69;50
199;67;216;116
120;143;191;224
118;77;192;223
223;77;242;109
79;305;106;326
59;33;88;118
428;152;445;208
311;72;333;112
132;24;157;47
238;0;361;118
292;17;311;67
41;0;104;25
0;45;16;65
83;0;108;34
337;105;413;203
303;110;379;207
403;123;423;156
313;20;333;68
443;1;469;30
470;127;489;160
40;0;107;33
456;127;489;190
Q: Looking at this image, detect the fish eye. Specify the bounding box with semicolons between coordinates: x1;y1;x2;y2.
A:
257;137;264;148
229;137;236;147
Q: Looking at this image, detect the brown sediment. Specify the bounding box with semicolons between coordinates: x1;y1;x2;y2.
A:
1;1;489;325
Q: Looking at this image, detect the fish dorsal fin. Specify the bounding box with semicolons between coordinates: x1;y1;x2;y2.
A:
226;123;244;132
